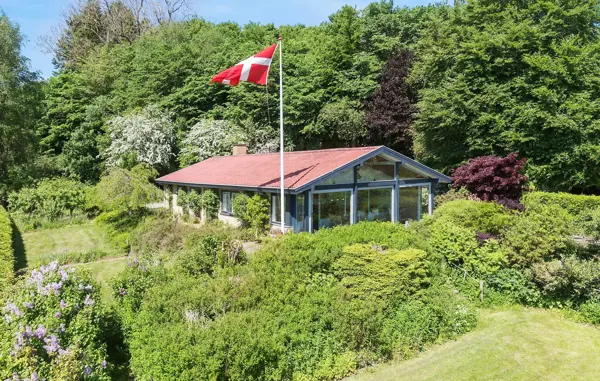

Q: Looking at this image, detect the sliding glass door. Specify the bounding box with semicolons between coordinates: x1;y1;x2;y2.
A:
357;188;392;222
312;191;351;231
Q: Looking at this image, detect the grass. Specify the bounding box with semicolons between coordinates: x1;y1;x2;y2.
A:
20;222;128;301
22;223;123;267
347;307;600;381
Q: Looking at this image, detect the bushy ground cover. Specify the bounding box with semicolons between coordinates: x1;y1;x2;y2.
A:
0;206;14;295
111;222;477;380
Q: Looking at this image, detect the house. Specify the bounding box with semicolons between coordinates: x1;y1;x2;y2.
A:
155;145;451;233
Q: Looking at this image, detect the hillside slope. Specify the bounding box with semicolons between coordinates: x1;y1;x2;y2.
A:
347;308;600;381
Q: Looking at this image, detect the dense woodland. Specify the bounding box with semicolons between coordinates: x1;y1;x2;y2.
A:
3;0;600;204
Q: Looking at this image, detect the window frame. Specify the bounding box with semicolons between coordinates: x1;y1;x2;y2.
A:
221;191;234;215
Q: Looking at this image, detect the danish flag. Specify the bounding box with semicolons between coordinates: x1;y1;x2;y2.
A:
211;43;278;86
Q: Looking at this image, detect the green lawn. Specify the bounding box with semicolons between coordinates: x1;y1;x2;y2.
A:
20;223;128;301
22;223;122;267
347;307;600;381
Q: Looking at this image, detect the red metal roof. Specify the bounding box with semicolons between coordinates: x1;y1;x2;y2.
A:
156;146;381;190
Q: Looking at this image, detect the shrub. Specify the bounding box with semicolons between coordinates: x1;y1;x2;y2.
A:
502;205;572;266
92;164;162;214
7;178;90;226
178;189;203;217
580;301;600;325
434;187;469;207
0;206;14;294
334;244;429;301
579;207;600;241
485;268;541;306
433;199;511;235
95;209;148;251
0;262;114;380
177;235;245;277
523;191;600;219
452;153;528;208
200;190;219;221
245;194;271;238
232;193;250;225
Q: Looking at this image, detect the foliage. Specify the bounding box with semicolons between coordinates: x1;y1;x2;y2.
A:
502;205;572;266
37;248;116;267
0;262;114;380
412;0;600;193
0;206;14;294
110;222;474;380
8;178;89;223
364;50;415;153
92;164;162;214
432;199;511;236
580;301;600;325
245;194;271;238
104;104;176;169
177;188;203;217
433;187;470;207
523;191;600;234
95;209;148;251
199;190;219;221
232;193;250;225
334;244;429;301
0;14;44;202
176;234;245;277
178;119;242;167
452;153;528;208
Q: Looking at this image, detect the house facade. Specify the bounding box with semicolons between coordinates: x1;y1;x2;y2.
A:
156;145;451;233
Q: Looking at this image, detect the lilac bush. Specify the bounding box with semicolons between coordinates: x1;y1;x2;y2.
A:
0;262;111;380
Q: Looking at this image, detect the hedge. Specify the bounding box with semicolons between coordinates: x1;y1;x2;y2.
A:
0;206;14;292
522;192;600;217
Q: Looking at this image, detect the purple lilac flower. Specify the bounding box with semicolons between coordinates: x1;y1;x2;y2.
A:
23;325;33;339
30;372;38;381
43;334;60;354
11;372;19;381
14;332;24;353
50;281;63;294
59;269;69;281
58;348;70;357
34;325;46;339
101;360;107;369
59;323;66;333
4;302;24;318
23;302;34;309
118;288;127;296
84;295;95;306
60;300;67;309
83;365;92;375
5;314;12;323
55;312;62;319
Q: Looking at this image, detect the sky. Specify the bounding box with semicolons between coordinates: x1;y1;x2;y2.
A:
1;0;433;79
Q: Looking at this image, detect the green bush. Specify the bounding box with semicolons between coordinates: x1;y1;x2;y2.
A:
7;178;90;228
200;189;219;221
113;222;474;380
580;301;600;325
95;209;148;251
0;262;116;380
0;206;14;294
245;194;271;238
334;244;429;301
232;193;250;225
433;200;511;235
177;234;245;276
485;268;541;306
37;248;115;266
523;192;600;219
433;187;470;208
178;188;203;217
502;205;572;266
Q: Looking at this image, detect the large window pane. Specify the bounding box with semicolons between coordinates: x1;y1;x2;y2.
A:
221;191;233;214
357;188;392;222
357;156;395;183
272;194;281;222
320;167;354;185
399;186;421;222
312;191;351;231
397;164;426;179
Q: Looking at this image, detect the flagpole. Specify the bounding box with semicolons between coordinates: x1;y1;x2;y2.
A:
278;36;285;233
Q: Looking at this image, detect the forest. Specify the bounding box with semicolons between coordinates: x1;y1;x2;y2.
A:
3;0;600;205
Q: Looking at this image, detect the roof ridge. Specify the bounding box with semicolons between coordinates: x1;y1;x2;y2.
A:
207;146;381;159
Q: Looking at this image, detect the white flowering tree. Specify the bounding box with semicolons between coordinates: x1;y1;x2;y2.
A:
179;119;279;168
104;105;175;168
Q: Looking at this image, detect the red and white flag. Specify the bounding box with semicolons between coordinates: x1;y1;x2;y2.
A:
211;43;277;86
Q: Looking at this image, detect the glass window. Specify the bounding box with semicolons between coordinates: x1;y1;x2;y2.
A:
397;164;426;179
272;194;281;222
357;188;392;222
296;194;306;232
221;191;233;214
398;186;421;222
312;191;351;231
357;156;395;183
320;167;354;185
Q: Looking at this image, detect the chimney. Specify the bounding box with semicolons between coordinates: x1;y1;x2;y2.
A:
233;144;247;156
